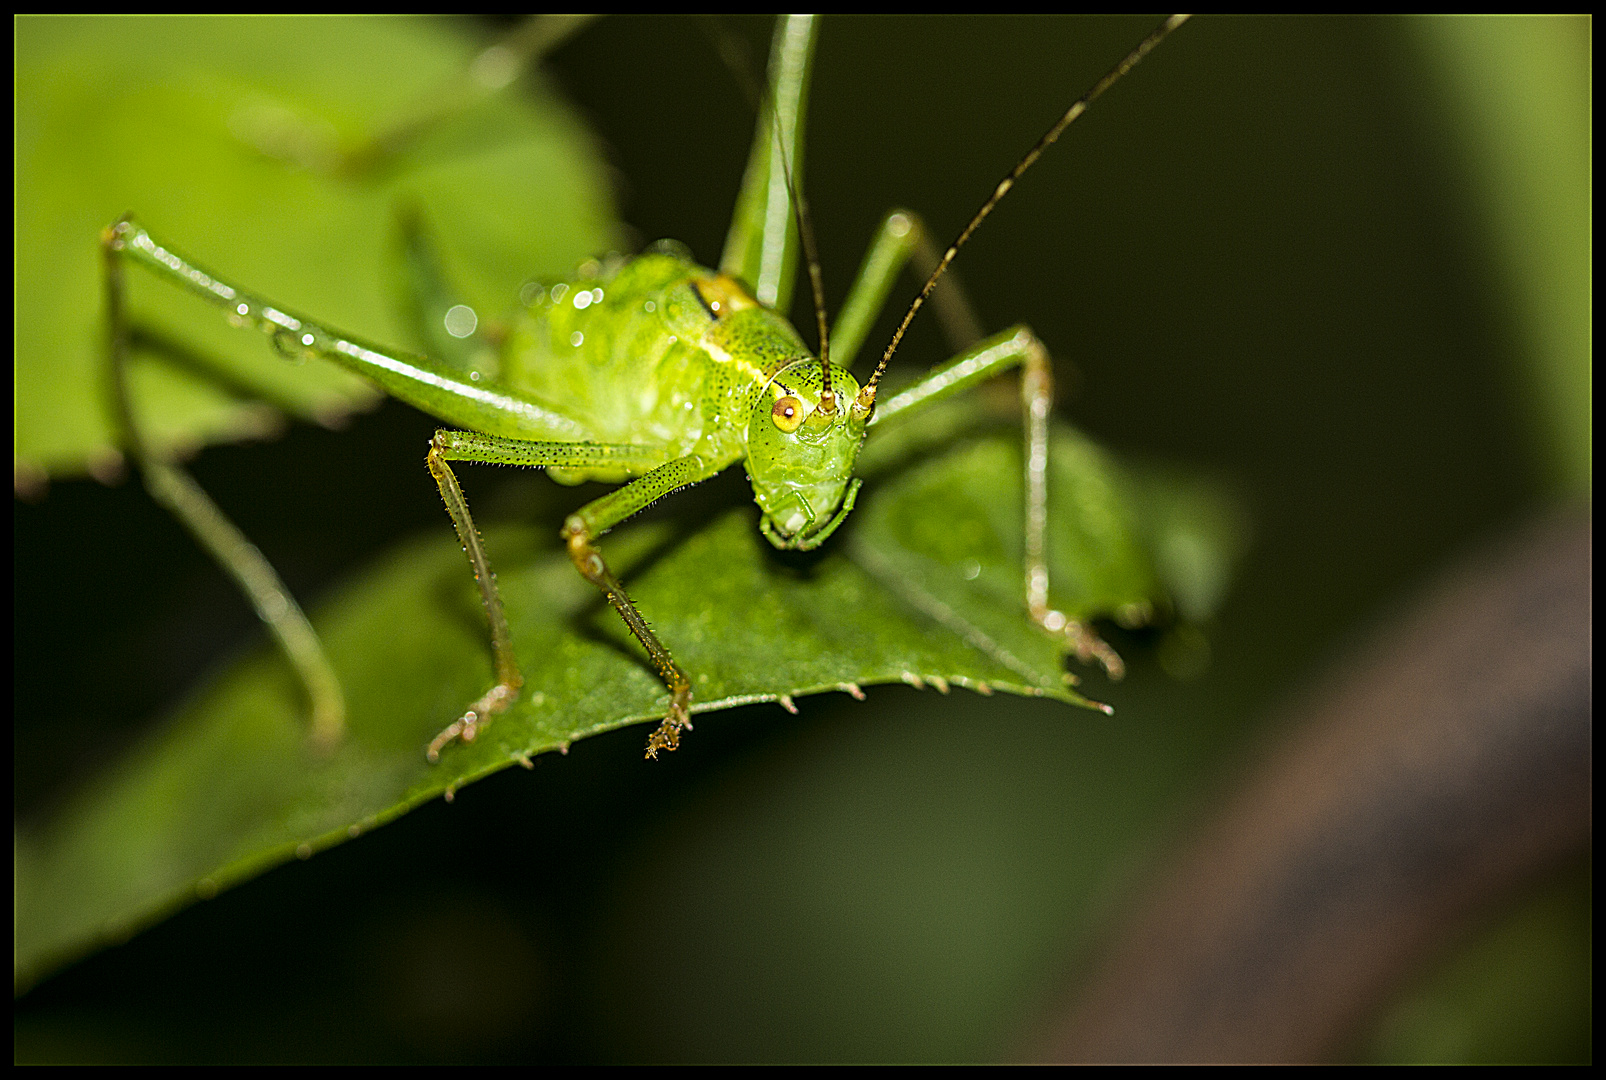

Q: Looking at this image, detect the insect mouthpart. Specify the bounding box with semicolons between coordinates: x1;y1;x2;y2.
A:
756;476;862;553
764;492;816;542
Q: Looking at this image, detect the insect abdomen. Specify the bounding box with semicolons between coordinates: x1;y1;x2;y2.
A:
501;254;717;447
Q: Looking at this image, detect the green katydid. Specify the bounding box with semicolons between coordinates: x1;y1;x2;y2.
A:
100;15;1189;763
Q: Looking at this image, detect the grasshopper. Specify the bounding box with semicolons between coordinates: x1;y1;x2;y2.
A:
100;15;1188;762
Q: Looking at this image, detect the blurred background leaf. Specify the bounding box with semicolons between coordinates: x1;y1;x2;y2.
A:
14;16;617;484
1407;17;1590;498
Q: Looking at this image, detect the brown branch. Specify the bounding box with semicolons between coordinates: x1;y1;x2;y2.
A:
1032;508;1592;1063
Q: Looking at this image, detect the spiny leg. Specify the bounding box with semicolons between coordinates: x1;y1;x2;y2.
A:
867;326;1124;680
561;454;723;758
835;18;1191;681
427;430;717;760
424;437;522;762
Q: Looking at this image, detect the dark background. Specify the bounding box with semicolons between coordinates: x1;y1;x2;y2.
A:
15;16;1589;1062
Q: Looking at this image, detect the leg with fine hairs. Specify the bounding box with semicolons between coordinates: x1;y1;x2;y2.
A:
560;454;724;758
427;429;719;761
424;429;682;761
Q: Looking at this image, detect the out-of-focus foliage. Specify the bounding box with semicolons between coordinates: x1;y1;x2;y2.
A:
1410;18;1591;497
15;17;618;482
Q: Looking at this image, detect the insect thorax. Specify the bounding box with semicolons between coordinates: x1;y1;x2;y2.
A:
500;252;813;477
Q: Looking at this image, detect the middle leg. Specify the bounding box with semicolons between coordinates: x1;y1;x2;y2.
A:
427;429;721;761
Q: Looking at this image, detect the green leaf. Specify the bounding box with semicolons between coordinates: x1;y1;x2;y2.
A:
1410;18;1591;498
14;17;619;484
12;13;1248;1002
12;422;1243;992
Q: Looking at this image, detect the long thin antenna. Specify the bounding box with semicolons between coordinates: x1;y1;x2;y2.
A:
709;16;835;412
766;74;835;413
861;14;1190;403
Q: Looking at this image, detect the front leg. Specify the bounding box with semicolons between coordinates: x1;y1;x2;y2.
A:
427;430;720;761
561;453;723;758
867;327;1124;680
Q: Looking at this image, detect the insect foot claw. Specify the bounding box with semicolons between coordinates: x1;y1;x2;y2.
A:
426;718;467;763
643;719;682;760
1038;610;1126;681
1066;619;1126;681
643;688;694;760
425;683;519;763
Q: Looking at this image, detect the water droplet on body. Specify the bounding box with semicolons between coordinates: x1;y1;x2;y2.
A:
443;304;478;338
270;328;313;362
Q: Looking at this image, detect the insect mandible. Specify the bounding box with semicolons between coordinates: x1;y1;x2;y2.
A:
100;15;1190;762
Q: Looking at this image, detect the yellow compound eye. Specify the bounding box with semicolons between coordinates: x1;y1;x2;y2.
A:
771;395;805;433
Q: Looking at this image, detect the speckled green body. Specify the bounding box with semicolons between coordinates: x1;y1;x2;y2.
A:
499;251;808;484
